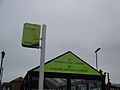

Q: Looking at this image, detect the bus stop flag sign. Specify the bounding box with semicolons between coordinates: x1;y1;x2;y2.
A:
22;23;41;48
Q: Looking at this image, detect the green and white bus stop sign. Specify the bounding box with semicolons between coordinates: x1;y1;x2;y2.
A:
22;23;41;48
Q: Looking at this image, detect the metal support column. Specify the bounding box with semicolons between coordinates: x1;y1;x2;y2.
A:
67;77;71;90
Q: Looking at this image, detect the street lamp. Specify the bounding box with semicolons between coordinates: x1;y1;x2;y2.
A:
0;51;5;86
94;48;101;70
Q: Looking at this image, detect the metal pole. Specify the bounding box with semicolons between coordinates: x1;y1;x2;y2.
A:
38;24;46;90
0;58;3;83
95;52;98;70
94;48;101;70
0;51;5;90
0;57;3;89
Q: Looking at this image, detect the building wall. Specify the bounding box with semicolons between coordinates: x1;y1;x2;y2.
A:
3;87;10;90
110;87;120;90
10;82;22;90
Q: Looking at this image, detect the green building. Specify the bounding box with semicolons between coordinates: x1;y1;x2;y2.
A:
21;51;105;90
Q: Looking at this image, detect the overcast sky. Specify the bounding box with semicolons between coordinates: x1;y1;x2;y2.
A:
0;0;120;84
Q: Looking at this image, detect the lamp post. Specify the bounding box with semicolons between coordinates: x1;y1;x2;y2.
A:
0;51;5;87
94;48;101;70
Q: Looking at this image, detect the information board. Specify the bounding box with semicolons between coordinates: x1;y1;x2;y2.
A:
22;23;41;48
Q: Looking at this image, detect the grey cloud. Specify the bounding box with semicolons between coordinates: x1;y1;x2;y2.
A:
0;0;120;83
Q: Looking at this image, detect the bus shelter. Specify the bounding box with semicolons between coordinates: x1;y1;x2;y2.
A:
21;51;105;90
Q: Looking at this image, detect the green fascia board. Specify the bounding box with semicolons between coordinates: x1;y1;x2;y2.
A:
34;51;101;76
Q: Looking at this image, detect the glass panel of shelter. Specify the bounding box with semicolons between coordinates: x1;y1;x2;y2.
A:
44;78;102;90
44;78;67;90
71;79;102;90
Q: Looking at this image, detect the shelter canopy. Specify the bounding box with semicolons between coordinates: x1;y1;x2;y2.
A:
34;51;101;76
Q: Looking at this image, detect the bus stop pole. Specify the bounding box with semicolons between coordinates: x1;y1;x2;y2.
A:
38;24;46;90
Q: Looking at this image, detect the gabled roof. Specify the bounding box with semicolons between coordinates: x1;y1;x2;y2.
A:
10;77;23;83
30;51;101;76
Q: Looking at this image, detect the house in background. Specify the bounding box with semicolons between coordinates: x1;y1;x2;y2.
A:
2;77;23;90
110;84;120;90
2;82;10;90
10;77;23;90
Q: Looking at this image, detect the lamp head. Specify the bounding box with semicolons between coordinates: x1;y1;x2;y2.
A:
95;48;101;53
1;51;5;59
